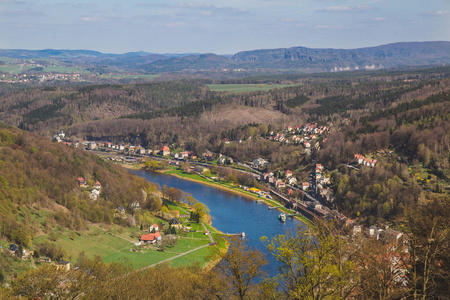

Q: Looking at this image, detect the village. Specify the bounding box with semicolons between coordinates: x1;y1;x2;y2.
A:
50;125;402;248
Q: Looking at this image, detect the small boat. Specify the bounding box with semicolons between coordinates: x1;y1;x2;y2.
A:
241;232;245;237
279;213;286;222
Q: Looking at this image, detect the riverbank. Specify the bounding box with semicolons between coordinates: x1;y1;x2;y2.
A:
124;163;311;226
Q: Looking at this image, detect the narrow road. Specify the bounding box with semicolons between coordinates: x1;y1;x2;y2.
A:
201;222;215;244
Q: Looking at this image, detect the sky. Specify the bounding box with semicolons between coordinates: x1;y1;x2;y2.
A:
1;0;449;54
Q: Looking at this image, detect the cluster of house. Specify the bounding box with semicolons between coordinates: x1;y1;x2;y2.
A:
77;177;102;201
138;218;184;245
52;131;66;142
363;225;404;243
139;223;162;244
316;164;334;203
38;73;82;83
3;244;70;270
266;123;330;151
354;153;378;167
287;123;330;135
83;142;215;164
300;164;334;202
260;169;298;190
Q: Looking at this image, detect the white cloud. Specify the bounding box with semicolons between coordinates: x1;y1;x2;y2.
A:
374;16;386;21
314;24;346;29
319;5;374;12
424;11;450;16
178;3;212;9
81;16;106;22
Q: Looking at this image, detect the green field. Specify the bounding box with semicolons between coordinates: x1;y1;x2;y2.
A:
206;84;292;93
42;66;90;74
169;245;212;268
33;226;131;261
32;221;218;270
0;65;35;74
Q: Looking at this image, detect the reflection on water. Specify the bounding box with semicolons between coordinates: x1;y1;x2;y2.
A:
130;169;304;277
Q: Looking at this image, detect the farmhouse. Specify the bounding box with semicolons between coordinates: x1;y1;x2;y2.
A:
169;218;183;229
77;177;86;187
302;182;310;191
252;158;268;169
140;232;161;244
287;177;297;185
149;223;159;232
159;146;170;156
94;181;101;190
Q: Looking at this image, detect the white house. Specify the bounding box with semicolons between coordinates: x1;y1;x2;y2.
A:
287;177;297;185
149;223;159;232
252;158;268;168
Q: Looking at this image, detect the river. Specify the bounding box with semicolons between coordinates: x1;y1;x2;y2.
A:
130;169;305;278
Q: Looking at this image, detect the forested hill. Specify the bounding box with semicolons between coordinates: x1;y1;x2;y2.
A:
2;42;450;74
143;41;450;73
0;123;160;246
232;41;450;68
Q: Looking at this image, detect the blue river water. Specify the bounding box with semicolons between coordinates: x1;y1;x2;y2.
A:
129;169;304;278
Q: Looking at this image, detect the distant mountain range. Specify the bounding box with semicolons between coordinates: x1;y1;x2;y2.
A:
1;41;450;73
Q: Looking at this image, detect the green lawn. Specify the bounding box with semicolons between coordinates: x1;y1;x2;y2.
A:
102;247;174;269
98;224;142;241
0;65;34;74
33;226;131;262
206;84;293;93
165;168;212;184
0;239;8;248
31;219;223;270
169;245;212;268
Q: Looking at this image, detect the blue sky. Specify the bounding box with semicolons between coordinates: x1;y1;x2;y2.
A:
1;0;449;54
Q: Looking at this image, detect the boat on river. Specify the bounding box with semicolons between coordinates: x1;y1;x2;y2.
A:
279;213;286;222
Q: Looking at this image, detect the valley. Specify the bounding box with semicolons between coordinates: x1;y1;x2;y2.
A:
0;60;448;299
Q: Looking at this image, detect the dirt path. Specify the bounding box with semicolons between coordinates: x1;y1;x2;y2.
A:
202;222;215;243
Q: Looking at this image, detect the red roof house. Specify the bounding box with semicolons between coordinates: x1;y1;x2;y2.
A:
77;177;86;187
94;181;101;190
140;232;161;244
285;170;293;178
159;146;170;156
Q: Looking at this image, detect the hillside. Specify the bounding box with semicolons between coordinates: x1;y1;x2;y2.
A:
143;41;450;73
2;42;450;75
232;41;450;70
0;123;162;276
